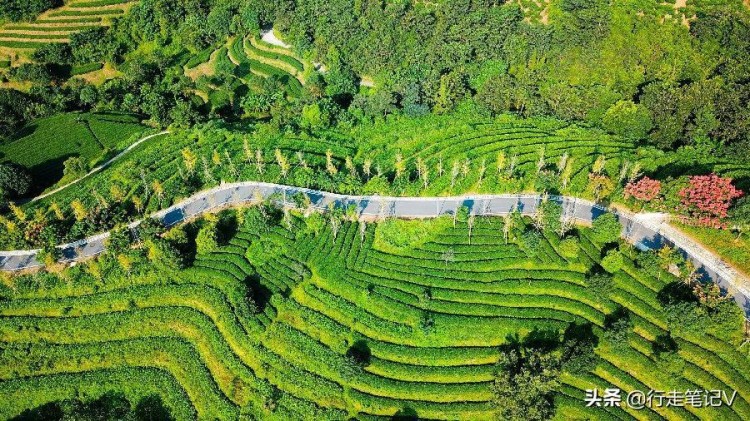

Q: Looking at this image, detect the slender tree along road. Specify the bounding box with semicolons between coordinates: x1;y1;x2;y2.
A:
2;181;749;314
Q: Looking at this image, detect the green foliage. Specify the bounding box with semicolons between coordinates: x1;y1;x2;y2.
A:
433;70;469;115
0;1;749;417
602;100;653;140
600;249;624;273
69;27;118;64
0;112;144;192
1;213;750;420
590;213;622;245
493;343;560;421
519;229;542;258
585;272;613;296
9;63;53;84
602;307;633;350
14;391;174;421
373;217;450;253
0;163;32;199
0;0;62;22
70;62;105;76
196;216;219;255
62;156;88;180
537;200;563;236
558;237;580;259
32;43;73;64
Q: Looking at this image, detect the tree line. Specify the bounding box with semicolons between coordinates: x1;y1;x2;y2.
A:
2;0;750;156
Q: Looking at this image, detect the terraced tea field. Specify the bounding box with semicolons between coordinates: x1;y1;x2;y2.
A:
0;0;134;55
185;33;308;104
0;111;145;193
1;207;747;419
23;114;750;219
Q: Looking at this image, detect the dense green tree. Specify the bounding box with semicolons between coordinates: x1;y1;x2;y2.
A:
602;100;652;140
195;215;219;254
0;163;32;199
0;89;33;138
70;28;120;64
536;200;563;235
63;157;88;180
586;272;613;296
730;197;750;239
9;64;53;84
590;213;621;245
433;69;470;115
32;44;73;65
560;323;598;376
600;249;624;273
0;0;62;22
556;0;611;43
602;307;632;350
493;343;560;421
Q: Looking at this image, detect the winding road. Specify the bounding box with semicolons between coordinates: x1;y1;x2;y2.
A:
3;181;749;314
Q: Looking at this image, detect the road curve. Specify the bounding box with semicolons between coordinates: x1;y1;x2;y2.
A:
2;181;748;314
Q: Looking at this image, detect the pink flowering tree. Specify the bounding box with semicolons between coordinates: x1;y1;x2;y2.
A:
678;174;744;228
624;176;661;202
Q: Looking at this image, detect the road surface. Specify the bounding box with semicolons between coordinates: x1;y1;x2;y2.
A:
2;181;748;314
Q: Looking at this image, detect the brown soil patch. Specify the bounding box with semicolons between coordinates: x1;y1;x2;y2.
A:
0;80;33;91
540;3;550;25
0;29;73;35
0;36;67;43
185;49;219;81
191;90;209;103
72;62;121;85
360;76;375;88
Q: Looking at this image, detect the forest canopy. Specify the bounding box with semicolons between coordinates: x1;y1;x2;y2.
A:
0;0;62;23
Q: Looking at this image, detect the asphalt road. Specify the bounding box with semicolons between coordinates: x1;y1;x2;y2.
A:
2;181;748;314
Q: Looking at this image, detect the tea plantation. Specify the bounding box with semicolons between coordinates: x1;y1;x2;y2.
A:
0;111;145;193
0;0;134;52
184;33;308;112
1;1;749;419
1;204;747;420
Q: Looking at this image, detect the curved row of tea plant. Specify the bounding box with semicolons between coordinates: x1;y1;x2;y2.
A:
2;205;747;419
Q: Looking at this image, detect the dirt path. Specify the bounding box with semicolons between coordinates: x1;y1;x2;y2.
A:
185;49;220;80
260;28;291;49
29;131;169;203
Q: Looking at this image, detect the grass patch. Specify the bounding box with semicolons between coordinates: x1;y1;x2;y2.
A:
1;209;749;419
676;223;750;277
72;0;131;7
70;61;104;75
36;17;102;23
0;40;51;49
48;9;125;17
0;32;69;40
